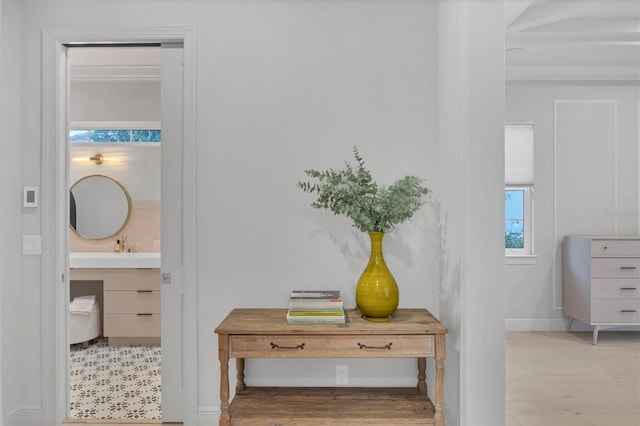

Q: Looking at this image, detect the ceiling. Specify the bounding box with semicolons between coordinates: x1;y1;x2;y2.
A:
505;0;640;80
68;1;640;82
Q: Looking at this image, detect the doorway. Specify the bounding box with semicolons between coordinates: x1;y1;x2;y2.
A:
67;45;163;420
40;27;197;426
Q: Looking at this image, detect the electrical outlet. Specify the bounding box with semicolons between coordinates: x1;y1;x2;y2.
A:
336;365;348;385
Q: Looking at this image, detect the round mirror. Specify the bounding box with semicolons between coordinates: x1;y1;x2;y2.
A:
70;174;132;240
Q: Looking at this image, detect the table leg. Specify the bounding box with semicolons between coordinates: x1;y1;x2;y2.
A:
236;357;246;392
417;357;427;394
434;334;446;426
218;335;230;426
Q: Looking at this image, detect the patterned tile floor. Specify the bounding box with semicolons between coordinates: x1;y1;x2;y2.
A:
69;339;161;420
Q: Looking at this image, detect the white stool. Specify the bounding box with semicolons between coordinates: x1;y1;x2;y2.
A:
70;306;101;349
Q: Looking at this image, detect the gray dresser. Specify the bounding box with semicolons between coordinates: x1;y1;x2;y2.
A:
563;235;640;344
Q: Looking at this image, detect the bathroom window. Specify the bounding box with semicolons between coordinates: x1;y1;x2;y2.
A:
69;129;161;143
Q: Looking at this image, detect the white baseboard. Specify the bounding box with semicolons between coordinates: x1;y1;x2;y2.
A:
197;406;220;425
3;407;42;426
506;318;640;332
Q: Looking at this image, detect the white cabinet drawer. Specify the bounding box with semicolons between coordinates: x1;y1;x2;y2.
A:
103;268;160;291
592;258;640;278
591;239;640;257
592;299;640;323
592;279;640;298
104;290;161;314
104;313;161;337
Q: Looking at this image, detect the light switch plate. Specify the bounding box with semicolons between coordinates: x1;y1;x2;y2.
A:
23;186;38;208
22;235;42;255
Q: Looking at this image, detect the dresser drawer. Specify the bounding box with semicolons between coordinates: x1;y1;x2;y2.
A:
591;258;640;278
104;290;161;314
591;239;640;257
592;299;640;323
104;313;161;337
229;335;434;358
103;268;160;291
592;279;640;298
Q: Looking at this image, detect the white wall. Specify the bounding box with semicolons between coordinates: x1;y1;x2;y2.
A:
438;1;505;424
12;0;444;423
70;80;161;123
0;0;4;422
505;81;640;330
1;0;28;423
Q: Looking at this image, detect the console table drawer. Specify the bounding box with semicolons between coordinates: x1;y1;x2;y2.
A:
229;335;434;358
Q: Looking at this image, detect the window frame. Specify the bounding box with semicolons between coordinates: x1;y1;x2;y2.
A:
505;185;534;257
504;122;535;261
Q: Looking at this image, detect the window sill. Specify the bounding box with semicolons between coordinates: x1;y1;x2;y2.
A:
505;255;538;265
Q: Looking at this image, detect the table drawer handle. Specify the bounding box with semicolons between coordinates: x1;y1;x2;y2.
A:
137;290;153;293
137;313;153;316
620;266;637;270
358;342;392;350
620;310;637;313
621;287;638;290
270;342;305;350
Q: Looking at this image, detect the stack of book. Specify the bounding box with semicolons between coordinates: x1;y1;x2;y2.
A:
286;290;345;324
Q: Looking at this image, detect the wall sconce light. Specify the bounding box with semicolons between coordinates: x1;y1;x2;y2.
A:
71;153;121;165
89;153;104;165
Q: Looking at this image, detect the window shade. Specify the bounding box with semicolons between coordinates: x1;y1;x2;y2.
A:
505;123;534;185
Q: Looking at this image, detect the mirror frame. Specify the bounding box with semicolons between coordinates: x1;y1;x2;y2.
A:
70;174;133;240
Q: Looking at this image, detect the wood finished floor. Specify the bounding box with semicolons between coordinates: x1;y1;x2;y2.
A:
507;330;640;426
63;331;639;426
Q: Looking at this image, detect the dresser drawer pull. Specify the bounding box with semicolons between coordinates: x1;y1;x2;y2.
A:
137;313;153;316
358;342;392;350
620;266;637;270
620;287;638;290
620;310;637;313
136;290;153;293
270;342;305;350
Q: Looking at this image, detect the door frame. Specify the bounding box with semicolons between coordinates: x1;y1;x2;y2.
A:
41;26;198;425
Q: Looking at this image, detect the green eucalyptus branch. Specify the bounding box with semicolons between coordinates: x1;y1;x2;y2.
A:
297;147;429;233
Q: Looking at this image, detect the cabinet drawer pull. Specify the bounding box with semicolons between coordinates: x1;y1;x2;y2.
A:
620;266;637;270
620;287;638;290
620;310;637;313
270;342;305;350
137;290;153;293
137;313;153;316
358;342;392;350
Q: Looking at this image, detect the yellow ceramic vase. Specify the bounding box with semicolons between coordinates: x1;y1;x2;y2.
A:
356;232;399;322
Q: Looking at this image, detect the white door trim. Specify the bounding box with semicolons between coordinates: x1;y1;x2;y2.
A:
41;26;198;426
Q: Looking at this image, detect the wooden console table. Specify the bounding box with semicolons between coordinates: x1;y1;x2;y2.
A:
215;308;448;425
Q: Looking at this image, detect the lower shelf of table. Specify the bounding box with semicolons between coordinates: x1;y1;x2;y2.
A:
228;386;436;425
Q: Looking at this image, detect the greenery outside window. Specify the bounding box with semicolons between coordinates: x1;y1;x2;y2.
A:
69;122;161;144
505;123;534;258
70;129;161;143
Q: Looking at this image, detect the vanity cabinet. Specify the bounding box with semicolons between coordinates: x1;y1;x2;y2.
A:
70;267;161;345
563;235;640;344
